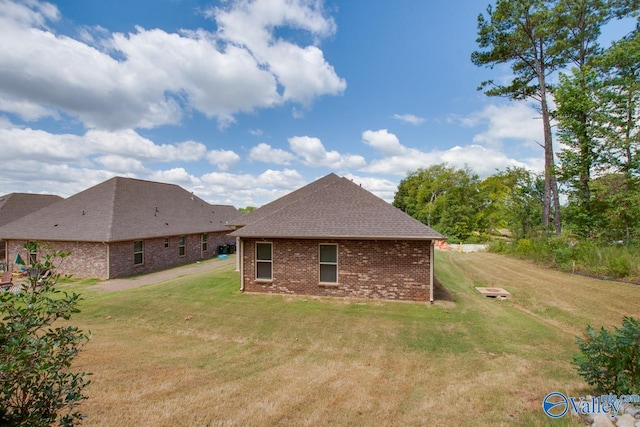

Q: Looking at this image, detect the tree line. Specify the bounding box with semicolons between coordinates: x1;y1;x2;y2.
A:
393;163;639;244
470;0;639;237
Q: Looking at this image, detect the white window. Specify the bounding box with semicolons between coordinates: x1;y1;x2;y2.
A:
256;242;272;280
319;244;338;283
179;236;186;256
134;240;144;265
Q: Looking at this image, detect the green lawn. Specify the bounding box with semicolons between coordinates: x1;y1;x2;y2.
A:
64;252;640;426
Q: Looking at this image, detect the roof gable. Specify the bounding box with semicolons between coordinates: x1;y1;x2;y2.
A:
0;177;238;242
230;173;444;240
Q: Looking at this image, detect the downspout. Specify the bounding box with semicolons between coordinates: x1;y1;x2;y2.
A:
105;242;110;280
429;240;434;304
238;238;244;292
235;237;240;272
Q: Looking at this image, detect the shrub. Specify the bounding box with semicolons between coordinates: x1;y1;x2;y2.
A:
0;242;91;426
487;240;508;253
573;317;640;395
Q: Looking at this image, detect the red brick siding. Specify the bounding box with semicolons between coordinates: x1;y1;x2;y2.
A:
240;238;432;301
4;231;235;280
108;231;233;278
5;240;108;279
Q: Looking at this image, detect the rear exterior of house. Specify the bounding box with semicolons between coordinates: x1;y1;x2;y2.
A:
238;238;433;301
230;174;444;302
0;177;238;280
4;232;233;280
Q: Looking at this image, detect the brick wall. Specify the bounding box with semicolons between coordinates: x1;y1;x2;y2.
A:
6;240;108;279
5;231;235;280
240;238;432;301
108;231;234;279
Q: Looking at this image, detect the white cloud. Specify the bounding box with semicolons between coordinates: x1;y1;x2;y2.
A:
289;136;366;169
201;168;304;190
392;113;425;125
94;155;148;174
0;0;345;130
456;102;545;149
206;149;240;171
361;128;535;178
0;94;58;121
198;168;306;206
83;130;208;162
362;129;408;157
211;0;345;105
147;168;203;188
0;159;120;199
0;126;85;162
249;142;295;165
342;173;399;203
0;125;209;168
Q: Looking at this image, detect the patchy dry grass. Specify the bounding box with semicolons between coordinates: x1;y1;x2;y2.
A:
63;252;640;426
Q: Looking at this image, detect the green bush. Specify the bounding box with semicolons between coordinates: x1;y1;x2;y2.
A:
0;242;91;426
574;317;640;395
489;237;639;281
487;240;508;253
606;255;632;279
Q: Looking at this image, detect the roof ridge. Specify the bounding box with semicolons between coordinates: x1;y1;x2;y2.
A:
236;173;341;228
106;177;119;241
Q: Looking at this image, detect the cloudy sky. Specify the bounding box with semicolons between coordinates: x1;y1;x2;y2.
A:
0;0;635;207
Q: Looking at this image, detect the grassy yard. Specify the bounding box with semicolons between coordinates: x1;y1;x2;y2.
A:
64;252;640;426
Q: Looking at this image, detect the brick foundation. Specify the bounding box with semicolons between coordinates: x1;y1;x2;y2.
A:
239;238;432;301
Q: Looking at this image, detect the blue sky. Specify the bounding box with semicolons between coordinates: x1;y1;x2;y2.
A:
0;0;635;207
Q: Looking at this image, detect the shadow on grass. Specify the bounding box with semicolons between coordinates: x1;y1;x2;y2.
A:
433;277;454;302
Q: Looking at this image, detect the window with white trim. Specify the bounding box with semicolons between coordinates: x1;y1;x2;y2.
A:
134;240;144;265
256;242;272;280
179;236;186;256
319;244;338;283
201;234;208;252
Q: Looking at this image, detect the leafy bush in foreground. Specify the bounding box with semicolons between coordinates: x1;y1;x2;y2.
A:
574;317;640;395
0;243;91;426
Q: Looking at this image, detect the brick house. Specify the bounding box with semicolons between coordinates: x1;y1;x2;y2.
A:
0;193;63;268
0;177;238;280
229;173;444;302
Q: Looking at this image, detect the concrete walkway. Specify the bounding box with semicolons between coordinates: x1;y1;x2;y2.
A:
89;255;236;293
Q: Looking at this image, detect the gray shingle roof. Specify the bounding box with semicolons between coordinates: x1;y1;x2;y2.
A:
0;193;63;228
0;177;238;242
230;173;444;240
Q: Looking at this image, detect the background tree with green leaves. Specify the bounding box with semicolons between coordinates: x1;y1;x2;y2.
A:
472;0;564;235
393;164;489;242
0;242;91;426
480;167;544;239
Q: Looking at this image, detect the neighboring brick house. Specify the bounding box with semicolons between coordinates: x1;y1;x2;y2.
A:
229;173;445;302
0;177;238;280
0;193;63;269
